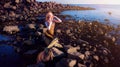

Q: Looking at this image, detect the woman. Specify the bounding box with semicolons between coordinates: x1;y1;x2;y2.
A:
45;11;62;39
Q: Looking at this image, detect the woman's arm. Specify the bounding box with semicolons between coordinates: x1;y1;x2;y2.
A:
53;16;62;23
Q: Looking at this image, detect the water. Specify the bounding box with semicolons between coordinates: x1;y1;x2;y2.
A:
0;35;11;41
61;4;120;25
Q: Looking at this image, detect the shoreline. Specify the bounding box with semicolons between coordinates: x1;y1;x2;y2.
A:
0;0;120;67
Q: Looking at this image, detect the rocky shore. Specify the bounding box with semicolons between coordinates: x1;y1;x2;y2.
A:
0;0;94;28
0;0;120;67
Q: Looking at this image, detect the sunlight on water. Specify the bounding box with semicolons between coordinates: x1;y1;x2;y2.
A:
61;4;120;25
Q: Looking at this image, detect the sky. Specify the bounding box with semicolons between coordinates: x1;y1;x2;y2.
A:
36;0;120;4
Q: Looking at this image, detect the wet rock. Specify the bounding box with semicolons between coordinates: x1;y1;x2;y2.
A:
35;31;42;36
51;47;64;57
67;46;80;54
56;29;61;33
78;63;86;67
23;40;34;45
85;51;91;58
66;29;71;34
3;25;20;34
24;49;37;55
15;0;20;3
79;54;85;60
26;24;36;30
69;59;77;67
93;55;99;61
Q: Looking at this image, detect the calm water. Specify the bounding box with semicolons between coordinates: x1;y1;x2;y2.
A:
61;4;120;25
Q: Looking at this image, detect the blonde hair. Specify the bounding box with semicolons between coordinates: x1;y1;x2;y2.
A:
45;11;54;22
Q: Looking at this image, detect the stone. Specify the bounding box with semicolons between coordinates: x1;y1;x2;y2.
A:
85;51;91;57
79;54;85;60
3;25;20;34
15;0;20;3
26;24;36;30
24;50;37;55
93;55;99;61
69;60;77;67
66;29;71;34
103;49;108;55
67;46;80;54
35;31;42;36
78;63;86;67
51;47;64;57
23;40;34;45
56;29;61;33
112;37;116;42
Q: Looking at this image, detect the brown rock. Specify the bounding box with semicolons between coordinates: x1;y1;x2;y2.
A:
93;55;99;61
69;60;77;67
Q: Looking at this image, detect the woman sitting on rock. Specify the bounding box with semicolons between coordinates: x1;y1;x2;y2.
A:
44;11;62;45
45;11;62;38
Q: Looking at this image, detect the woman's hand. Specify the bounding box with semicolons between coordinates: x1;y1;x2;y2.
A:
53;16;62;23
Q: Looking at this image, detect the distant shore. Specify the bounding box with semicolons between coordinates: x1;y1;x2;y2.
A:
0;0;120;67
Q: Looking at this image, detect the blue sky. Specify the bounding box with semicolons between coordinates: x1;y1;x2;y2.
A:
36;0;120;4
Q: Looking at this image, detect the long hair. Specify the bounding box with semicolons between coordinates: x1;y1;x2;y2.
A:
45;11;54;22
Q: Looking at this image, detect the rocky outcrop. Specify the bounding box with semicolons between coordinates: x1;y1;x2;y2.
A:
0;0;94;27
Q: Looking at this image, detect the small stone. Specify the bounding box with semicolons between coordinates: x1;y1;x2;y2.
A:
15;0;20;3
24;50;37;55
23;40;34;45
56;29;61;33
67;46;80;54
112;37;116;42
93;55;99;61
103;50;108;55
104;58;109;63
35;31;42;36
85;51;90;56
69;60;77;67
79;54;85;60
66;29;71;34
78;63;86;67
26;24;36;30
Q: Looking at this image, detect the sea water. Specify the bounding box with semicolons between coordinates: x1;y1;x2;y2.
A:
61;4;120;25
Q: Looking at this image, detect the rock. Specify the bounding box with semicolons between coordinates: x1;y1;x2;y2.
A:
56;29;61;33
15;0;20;3
24;50;37;55
103;49;108;55
78;63;86;67
26;0;31;3
4;2;10;8
79;54;85;60
85;51;91;57
112;37;116;42
35;31;42;36
69;59;77;67
23;40;34;45
51;47;64;57
104;57;109;63
67;46;80;54
93;55;99;61
3;25;20;34
66;29;71;34
26;24;36;30
9;11;16;17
